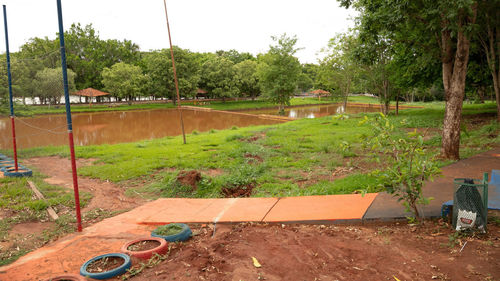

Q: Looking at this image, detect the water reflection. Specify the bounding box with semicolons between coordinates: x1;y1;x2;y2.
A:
0;108;281;149
243;103;380;119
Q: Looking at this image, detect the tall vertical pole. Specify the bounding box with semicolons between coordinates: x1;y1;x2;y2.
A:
56;0;82;232
3;5;18;171
163;0;186;144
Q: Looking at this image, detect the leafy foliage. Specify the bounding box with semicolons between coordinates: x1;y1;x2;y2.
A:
257;34;302;114
361;113;441;220
200;56;238;101
33;67;76;106
102;62;146;104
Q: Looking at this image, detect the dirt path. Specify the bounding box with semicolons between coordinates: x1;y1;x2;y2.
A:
25;157;145;212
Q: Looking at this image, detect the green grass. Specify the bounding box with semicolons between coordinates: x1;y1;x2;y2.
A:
0;172;91;212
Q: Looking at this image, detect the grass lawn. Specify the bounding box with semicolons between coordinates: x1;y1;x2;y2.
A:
12;102;499;201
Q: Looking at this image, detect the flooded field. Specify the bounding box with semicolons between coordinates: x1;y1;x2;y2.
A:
242;103;382;119
0;108;281;149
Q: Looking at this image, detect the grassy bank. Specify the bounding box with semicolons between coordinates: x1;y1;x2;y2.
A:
13;102;499;200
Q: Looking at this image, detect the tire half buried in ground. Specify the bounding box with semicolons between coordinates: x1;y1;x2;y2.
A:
80;253;131;280
120;237;168;259
151;223;192;242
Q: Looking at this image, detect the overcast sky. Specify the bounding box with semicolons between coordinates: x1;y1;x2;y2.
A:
0;0;355;63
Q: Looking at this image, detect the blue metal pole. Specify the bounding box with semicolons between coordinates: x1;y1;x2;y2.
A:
3;5;18;171
56;0;82;232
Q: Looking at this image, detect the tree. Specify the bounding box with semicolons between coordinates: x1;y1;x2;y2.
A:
102;62;146;104
476;0;500;120
257;34;302;114
33;67;76;106
319;33;362;109
339;0;480;160
234;60;260;100
216;49;255;64
200;56;238;102
64;23;140;90
362;113;441;221
142;47;200;103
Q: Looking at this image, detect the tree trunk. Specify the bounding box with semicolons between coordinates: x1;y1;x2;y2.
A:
395;92;399;116
479;8;500;121
441;16;475;160
440;5;477;160
477;85;486;103
343;78;351;110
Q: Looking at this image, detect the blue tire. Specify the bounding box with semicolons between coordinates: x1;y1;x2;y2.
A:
80;253;131;280
0;160;14;167
4;167;32;178
151;223;192;242
1;164;24;172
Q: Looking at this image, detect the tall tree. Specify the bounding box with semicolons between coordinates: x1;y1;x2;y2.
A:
216;49;255;64
257;34;302;114
142;47;200;103
476;0;500;120
234;60;260;100
200;56;238;102
319;33;362;109
339;0;479;160
102;62;146;104
64;23;140;90
33;67;76;106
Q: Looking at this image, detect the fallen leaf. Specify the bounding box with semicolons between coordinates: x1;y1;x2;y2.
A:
393;276;401;281
252;257;262;268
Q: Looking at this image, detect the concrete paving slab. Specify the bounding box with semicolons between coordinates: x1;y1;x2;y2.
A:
219;197;279;222
134;198;237;224
263;194;378;223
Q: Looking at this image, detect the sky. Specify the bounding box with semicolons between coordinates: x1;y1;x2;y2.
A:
0;0;356;63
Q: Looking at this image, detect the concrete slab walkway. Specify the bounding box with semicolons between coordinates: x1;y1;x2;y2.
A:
0;147;498;280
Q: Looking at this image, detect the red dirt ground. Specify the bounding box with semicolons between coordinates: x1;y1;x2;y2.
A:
24;156;145;212
126;219;500;281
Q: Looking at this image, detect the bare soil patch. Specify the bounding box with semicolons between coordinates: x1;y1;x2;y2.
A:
176;170;202;189
24;157;145;212
244;153;263;163
9;222;54;236
221;184;254;198
127;220;500;281
201;169;224;177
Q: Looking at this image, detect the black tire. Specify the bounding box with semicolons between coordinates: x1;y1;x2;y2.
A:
80;253;131;280
151;223;192;242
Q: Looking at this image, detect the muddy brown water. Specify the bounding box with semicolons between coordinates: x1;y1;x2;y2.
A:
242;103;382;119
0;104;383;149
0;108;281;149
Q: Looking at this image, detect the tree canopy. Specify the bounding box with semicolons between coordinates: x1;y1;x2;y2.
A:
257;34;302;114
